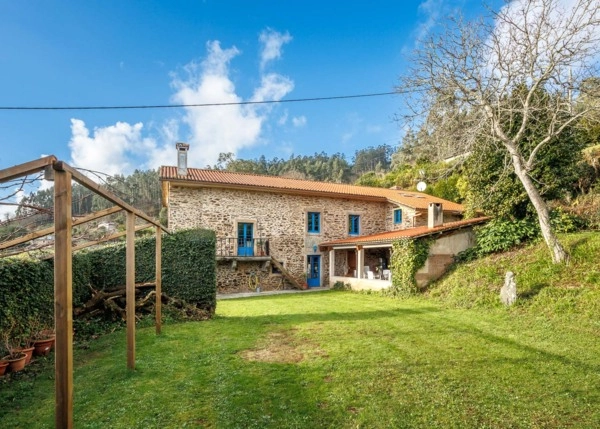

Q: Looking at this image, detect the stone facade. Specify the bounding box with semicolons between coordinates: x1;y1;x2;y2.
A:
167;185;432;292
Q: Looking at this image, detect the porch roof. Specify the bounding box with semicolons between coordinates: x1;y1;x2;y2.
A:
319;217;490;248
160;166;464;212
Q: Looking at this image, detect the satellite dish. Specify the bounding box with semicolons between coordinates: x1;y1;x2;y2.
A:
416;181;427;192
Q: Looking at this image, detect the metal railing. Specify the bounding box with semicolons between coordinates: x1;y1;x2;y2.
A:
216;237;269;257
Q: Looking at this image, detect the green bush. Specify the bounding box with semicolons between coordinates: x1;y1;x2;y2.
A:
331;281;351;291
549;206;585;233
0;228;217;340
475;218;539;255
84;229;216;310
0;258;54;339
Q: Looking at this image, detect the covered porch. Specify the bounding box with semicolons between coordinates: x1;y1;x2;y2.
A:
319;216;490;292
324;245;393;291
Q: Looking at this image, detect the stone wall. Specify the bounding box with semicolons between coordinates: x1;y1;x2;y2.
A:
168;185;419;288
216;260;289;294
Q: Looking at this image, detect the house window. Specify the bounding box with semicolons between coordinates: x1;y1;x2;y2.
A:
348;214;360;235
394;208;403;224
307;212;320;233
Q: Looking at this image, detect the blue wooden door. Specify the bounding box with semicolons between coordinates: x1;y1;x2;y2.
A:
307;255;320;287
237;223;254;256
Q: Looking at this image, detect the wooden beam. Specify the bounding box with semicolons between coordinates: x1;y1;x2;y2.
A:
270;258;306;290
0;206;123;251
155;226;162;335
0;155;57;183
54;161;167;233
126;211;136;370
54;168;73;429
37;223;153;260
72;224;152;253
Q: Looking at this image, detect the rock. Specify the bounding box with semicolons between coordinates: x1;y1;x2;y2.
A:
500;271;517;306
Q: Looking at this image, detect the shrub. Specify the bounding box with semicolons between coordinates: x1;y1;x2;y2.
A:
331;281;351;291
571;188;600;230
83;228;217;311
0;228;216;340
0;258;54;339
474;218;539;256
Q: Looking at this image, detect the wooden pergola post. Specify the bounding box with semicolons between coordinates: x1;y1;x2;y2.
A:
54;168;74;429
126;211;136;369
155;226;162;335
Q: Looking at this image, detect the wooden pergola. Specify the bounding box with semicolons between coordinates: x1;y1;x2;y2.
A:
0;156;169;429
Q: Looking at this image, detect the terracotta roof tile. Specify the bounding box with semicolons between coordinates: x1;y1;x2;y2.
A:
319;217;491;247
160;166;464;211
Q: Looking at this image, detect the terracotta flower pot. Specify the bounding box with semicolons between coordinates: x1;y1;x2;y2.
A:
17;346;35;365
0;360;8;376
33;338;55;356
3;353;27;373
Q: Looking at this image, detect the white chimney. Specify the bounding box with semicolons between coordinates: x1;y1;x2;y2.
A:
428;203;443;228
175;142;190;176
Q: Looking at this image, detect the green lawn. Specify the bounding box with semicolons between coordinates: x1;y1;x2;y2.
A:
1;290;599;428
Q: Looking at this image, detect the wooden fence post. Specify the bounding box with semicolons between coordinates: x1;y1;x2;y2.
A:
54;168;73;429
155;226;162;335
126;211;135;369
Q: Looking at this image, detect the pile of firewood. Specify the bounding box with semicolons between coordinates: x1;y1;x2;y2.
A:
74;283;210;321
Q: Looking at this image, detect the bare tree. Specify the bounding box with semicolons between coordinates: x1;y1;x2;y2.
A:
399;0;600;263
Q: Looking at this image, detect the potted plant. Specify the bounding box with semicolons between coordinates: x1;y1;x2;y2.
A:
1;330;27;373
16;335;35;365
0;343;9;376
32;324;55;357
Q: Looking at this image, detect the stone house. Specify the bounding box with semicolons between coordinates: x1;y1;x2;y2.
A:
159;166;488;293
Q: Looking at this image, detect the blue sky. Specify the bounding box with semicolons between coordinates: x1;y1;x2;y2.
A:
0;0;499;176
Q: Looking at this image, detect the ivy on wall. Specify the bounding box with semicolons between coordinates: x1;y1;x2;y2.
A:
0;228;216;341
388;237;432;297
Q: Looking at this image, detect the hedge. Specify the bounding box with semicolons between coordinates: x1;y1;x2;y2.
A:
0;228;216;341
0;258;54;340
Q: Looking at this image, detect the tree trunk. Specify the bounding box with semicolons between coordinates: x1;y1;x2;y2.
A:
511;153;569;264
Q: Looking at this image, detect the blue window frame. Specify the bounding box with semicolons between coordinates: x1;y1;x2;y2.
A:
394;208;402;224
348;214;360;235
307;212;320;233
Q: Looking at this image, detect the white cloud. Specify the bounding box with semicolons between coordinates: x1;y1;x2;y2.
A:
278;110;289;125
251;73;294;104
259;28;292;69
413;0;444;42
292;116;307;127
488;0;600;83
341;132;354;143
68;119;156;175
68;30;295;172
147;37;294;169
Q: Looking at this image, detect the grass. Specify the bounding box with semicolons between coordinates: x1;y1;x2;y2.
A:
1;231;599;428
428;231;600;323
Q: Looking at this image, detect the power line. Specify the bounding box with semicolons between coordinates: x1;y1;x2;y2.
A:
0;91;398;111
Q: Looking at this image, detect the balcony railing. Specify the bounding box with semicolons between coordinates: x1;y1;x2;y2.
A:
216;237;269;258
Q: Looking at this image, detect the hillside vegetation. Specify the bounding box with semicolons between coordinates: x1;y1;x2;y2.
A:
427;231;600;326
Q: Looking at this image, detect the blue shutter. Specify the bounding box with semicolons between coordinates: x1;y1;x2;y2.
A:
394;209;402;224
308;212;320;233
349;215;359;235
